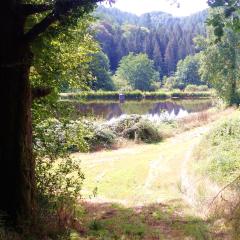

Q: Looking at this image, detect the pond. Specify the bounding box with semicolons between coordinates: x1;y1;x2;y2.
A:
59;99;213;121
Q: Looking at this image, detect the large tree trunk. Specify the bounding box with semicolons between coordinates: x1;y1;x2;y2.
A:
0;1;35;226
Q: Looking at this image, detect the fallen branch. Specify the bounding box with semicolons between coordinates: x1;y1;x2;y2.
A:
209;175;240;208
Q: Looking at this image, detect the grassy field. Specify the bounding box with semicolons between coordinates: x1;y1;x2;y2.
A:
74;132;196;205
71;126;222;239
69;109;237;239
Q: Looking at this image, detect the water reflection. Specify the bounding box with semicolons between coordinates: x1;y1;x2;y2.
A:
70;99;213;120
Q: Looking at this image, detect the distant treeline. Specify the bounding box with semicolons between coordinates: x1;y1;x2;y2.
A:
94;6;207;77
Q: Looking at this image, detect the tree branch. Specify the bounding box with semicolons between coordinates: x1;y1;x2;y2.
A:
209;175;240;208
23;12;57;43
20;3;53;15
23;0;109;43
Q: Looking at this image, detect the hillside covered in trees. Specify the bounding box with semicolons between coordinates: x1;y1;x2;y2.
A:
93;6;207;77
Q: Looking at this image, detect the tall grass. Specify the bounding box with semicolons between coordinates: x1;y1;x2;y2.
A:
191;111;240;238
193;113;240;184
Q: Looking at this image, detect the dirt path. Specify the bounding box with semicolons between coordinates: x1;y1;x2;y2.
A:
74;124;226;239
180;126;211;207
73;124;212;207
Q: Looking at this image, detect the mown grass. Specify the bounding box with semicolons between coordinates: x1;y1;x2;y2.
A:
74;139;191;205
60;90;212;101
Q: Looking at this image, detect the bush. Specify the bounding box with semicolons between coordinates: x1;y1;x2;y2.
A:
185;84;209;92
88;126;117;151
144;91;169;99
34;118;91;155
163;76;176;90
197;85;209;92
34;118;67;159
107;114;143;134
65;120;92;152
33;118;86;238
122;119;162;143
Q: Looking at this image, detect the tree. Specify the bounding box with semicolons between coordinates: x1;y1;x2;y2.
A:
174;54;204;88
199;29;240;104
0;0;112;226
164;37;178;75
89;51;115;90
32;14;99;94
114;53;160;91
207;0;240;40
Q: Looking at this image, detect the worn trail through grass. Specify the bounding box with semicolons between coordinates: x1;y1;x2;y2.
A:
72;118;233;239
73;125;212;209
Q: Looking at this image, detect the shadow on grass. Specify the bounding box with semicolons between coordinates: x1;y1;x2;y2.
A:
70;201;220;240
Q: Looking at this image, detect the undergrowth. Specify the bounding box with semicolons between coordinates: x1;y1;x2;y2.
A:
193;114;240;183
192;111;240;239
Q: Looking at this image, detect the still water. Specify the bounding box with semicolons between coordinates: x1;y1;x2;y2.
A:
60;99;213;121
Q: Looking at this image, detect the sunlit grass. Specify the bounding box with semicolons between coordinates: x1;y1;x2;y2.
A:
73;131;199;205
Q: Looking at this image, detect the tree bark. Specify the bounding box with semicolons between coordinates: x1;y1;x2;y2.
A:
0;1;35;226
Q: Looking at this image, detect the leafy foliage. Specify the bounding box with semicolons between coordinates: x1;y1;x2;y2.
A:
106;114;162;143
122;119;162;143
207;0;240;40
199;28;240;104
114;53;160;91
33;118;87;207
88;51;115;91
31;14;99;93
174;54;204;88
185;84;209;92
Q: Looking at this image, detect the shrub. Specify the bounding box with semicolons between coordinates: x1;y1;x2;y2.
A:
34;118;67;159
122;119;162;143
144;91;169;99
34;118;91;155
65;120;92;152
88;126;117;151
185;84;209;92
33;118;87;238
60;90;213;101
185;84;199;92
107;114;143;134
197;85;209;92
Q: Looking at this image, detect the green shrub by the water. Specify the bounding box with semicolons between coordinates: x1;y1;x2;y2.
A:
185;85;209;92
122;119;162;143
106;114;162;143
35;115;163;153
60;90;212;101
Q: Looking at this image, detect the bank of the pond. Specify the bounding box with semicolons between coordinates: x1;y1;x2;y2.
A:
60;90;212;101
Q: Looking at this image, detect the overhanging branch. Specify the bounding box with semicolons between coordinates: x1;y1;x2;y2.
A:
20;3;53;15
23;13;57;43
23;0;110;43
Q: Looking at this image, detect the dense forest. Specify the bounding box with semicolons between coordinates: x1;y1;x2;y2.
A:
93;6;207;77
